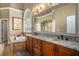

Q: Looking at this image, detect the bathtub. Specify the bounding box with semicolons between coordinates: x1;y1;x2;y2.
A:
9;35;26;43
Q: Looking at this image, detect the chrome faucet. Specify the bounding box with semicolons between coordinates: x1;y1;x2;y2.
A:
60;35;63;40
57;35;63;40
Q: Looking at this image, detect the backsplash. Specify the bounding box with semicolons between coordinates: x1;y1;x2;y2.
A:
32;32;79;42
63;35;79;42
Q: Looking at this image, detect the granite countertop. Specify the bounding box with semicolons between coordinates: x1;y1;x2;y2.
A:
26;34;79;51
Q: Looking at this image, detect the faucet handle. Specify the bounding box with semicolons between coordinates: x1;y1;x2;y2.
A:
65;37;69;41
60;35;63;40
57;35;60;39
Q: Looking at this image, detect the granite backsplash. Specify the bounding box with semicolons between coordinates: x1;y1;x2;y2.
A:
32;32;79;42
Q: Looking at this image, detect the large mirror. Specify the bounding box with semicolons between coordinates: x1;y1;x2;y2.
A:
33;4;77;34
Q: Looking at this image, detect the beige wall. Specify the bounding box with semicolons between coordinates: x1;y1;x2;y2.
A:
9;9;23;36
23;3;40;10
0;8;23;36
0;3;41;11
0;9;9;19
76;4;79;33
10;3;23;10
0;3;10;8
0;3;23;10
54;4;76;32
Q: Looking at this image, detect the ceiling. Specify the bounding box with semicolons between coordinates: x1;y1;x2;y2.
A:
0;3;40;11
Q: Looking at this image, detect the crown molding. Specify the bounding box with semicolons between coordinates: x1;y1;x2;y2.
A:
0;7;24;12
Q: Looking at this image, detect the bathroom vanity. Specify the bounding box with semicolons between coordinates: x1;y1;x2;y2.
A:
25;34;79;56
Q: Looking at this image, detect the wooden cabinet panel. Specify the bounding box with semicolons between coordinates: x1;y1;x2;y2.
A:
77;52;79;55
26;37;33;55
32;38;42;56
13;41;26;55
42;41;55;56
57;45;78;56
26;36;79;56
33;38;41;50
28;37;33;55
26;37;29;51
33;48;41;56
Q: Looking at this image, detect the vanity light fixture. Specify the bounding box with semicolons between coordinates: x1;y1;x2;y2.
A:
33;9;36;14
36;8;39;13
32;4;46;14
48;3;59;7
32;3;58;15
39;7;42;9
49;3;53;6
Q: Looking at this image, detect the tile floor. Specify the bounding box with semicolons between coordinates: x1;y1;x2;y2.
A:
16;51;31;56
2;43;31;56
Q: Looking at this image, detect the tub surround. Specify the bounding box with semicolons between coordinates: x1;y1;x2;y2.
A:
7;35;26;55
25;33;79;51
8;35;26;44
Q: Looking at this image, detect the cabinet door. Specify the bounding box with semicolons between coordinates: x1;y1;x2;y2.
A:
77;52;79;56
57;45;77;56
33;38;41;49
42;41;55;56
28;37;33;55
33;38;42;56
26;37;33;55
26;37;29;51
33;48;41;56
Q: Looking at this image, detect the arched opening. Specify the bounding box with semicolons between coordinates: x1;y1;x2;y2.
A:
23;8;32;32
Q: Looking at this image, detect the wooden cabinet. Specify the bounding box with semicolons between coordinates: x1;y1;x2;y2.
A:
13;41;26;55
26;36;33;55
33;47;41;56
32;38;42;56
42;41;56;56
26;37;42;56
26;37;29;51
77;52;79;55
56;45;79;56
26;36;79;56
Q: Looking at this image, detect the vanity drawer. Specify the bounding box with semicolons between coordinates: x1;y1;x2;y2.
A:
33;48;41;56
32;38;42;56
33;39;41;49
33;39;37;44
33;39;41;44
42;41;56;56
33;44;41;50
57;45;78;56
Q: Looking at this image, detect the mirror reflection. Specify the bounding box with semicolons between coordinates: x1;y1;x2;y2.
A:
33;4;76;34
